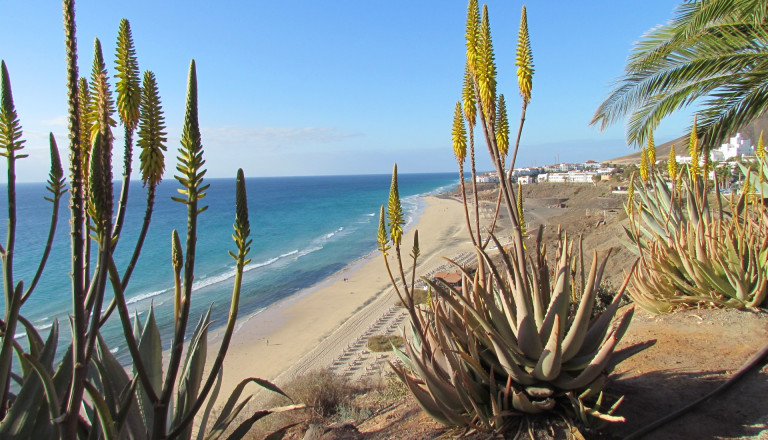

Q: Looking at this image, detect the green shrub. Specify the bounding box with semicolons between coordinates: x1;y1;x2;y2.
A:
367;335;404;352
398;287;430;306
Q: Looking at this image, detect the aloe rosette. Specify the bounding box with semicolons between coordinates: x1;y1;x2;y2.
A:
389;229;633;431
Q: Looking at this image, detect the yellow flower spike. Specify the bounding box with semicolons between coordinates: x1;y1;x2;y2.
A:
78;77;93;184
138;71;167;187
757;131;765;184
639;147;649;183
452;102;467;164
376;205;390;255
462;63;476;128
647;131;656;170
517;182;527;240
516;5;534;104
476;4;497;120
465;0;480;75
171;229;183;319
627;172;636;216
689;116;700;177
703;145;711;180
496;94;510;158
387;164;404;247
668;144;677;181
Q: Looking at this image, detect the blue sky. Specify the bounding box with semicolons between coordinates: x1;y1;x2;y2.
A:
0;1;690;182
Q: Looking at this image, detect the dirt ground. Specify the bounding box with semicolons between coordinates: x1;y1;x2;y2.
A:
289;182;768;440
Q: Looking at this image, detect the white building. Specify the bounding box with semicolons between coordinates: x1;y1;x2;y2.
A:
517;175;535;185
540;171;598;183
475;174;499;183
710;133;754;161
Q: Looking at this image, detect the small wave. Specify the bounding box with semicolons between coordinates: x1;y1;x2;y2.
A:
192;270;238;290
37;323;53;331
110;346;120;354
297;245;323;258
280;250;299;258
234;307;265;333
324;227;344;240
244;257;279;272
423;182;459;196
365;212;376;216
126;288;169;306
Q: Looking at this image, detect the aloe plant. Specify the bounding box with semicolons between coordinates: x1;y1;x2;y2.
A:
378;3;635;434
625;124;768;312
0;2;299;439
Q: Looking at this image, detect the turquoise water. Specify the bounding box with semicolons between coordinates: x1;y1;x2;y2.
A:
0;173;457;360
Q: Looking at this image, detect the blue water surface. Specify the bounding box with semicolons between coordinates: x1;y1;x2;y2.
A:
0;173;458;360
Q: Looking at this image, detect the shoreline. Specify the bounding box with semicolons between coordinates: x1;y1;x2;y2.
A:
207;193;476;404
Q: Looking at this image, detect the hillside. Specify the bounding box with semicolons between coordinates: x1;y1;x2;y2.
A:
604;113;768;165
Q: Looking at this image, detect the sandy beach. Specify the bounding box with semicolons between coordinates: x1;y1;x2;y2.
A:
209;194;481;403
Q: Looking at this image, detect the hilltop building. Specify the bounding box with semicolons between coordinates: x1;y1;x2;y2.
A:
676;133;755;164
710;133;754;162
476;160;611;185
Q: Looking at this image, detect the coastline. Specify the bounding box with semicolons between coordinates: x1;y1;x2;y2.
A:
208;193;476;404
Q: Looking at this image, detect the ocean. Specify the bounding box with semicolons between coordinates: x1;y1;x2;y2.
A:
0;173;458;361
